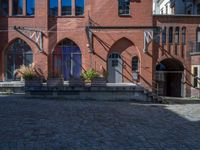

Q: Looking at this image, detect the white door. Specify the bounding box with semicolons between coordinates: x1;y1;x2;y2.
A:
108;53;123;83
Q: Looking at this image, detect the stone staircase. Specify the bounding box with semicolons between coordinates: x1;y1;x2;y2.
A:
0;82;157;102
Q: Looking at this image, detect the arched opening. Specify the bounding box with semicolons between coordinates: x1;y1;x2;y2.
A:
52;38;82;80
5;38;33;81
108;53;123;83
156;59;184;97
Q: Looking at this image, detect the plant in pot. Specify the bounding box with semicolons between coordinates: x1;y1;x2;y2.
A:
15;63;43;90
81;69;99;86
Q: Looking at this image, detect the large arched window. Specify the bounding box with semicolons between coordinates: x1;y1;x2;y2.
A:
53;39;82;80
169;27;173;44
182;27;186;45
175;27;180;44
5;39;33;80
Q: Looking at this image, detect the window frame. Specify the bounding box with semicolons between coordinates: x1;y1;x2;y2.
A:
192;65;200;88
118;0;131;16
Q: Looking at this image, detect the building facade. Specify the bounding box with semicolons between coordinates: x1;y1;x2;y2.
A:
154;0;200;15
0;0;200;97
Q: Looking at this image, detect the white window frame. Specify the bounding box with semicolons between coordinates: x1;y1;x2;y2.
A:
192;65;200;88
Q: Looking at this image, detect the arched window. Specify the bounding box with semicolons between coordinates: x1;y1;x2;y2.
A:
132;57;139;72
169;27;173;44
53;39;82;80
175;27;180;44
5;39;33;80
162;27;166;44
182;27;186;45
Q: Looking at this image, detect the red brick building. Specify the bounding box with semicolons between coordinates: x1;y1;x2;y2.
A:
0;0;200;97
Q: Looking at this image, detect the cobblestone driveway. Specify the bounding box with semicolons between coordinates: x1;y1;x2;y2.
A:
0;96;200;150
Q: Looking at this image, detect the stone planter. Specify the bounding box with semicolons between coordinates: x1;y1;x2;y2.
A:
47;77;64;90
69;78;85;87
91;77;107;87
25;78;43;91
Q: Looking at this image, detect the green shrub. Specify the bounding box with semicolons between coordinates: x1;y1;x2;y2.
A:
81;69;99;81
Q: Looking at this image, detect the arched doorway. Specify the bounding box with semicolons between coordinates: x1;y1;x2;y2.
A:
108;53;123;83
5;39;33;81
156;59;184;97
53;39;82;80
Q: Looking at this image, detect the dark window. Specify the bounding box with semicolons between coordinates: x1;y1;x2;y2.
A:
182;27;186;45
75;0;84;16
26;0;35;16
0;0;8;16
197;28;200;52
175;27;179;44
62;0;72;16
5;39;33;81
118;0;130;16
132;57;139;72
197;3;200;15
193;67;198;88
49;0;58;16
162;27;166;44
13;0;23;15
169;27;173;44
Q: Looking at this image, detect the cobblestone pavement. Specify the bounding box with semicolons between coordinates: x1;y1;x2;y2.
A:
0;96;200;150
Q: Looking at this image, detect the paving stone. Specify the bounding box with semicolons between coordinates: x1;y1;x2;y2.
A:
0;96;200;149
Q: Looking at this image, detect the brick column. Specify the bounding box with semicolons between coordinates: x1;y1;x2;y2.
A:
58;0;61;16
23;0;26;16
72;0;75;16
9;0;12;16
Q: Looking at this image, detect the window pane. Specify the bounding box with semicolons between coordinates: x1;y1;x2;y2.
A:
62;0;72;16
169;27;173;44
162;27;166;44
193;67;198;88
175;27;179;44
49;0;58;16
13;0;23;15
119;0;130;15
182;27;186;45
197;31;200;43
26;0;35;16
0;0;8;16
75;0;84;16
132;57;139;71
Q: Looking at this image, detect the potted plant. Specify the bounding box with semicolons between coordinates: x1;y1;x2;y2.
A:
81;69;99;86
91;66;107;86
15;63;43;90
